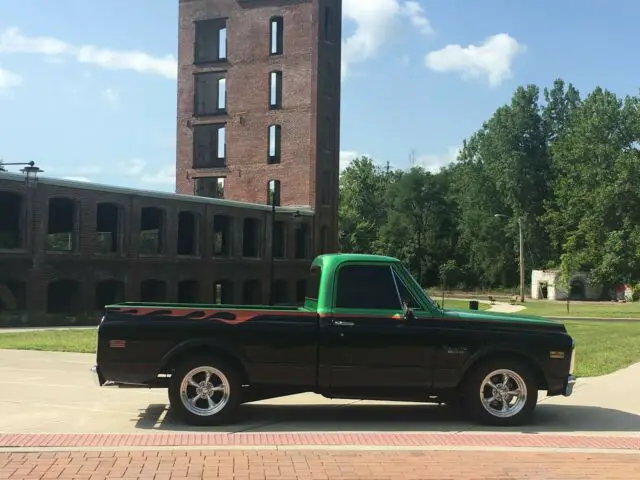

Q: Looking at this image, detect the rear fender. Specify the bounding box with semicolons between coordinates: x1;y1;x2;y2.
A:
158;339;248;378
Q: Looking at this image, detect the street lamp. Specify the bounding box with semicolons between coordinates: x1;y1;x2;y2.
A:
267;208;302;306
0;160;43;186
494;213;525;303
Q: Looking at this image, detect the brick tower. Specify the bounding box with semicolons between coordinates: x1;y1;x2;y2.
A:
176;0;342;255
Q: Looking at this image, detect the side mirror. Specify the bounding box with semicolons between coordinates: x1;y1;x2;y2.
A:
402;301;416;322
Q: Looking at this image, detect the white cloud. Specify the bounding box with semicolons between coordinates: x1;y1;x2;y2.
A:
118;158;174;186
102;87;119;106
77;165;103;175
339;150;360;171
400;1;433;34
120;158;147;176
141;164;175;186
62;176;92;183
425;33;525;87
415;146;460;173
0;66;22;90
0;27;177;79
342;0;432;79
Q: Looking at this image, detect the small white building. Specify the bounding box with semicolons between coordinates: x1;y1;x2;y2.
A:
531;269;603;301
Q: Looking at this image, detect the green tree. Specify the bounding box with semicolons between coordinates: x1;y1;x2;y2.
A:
452;135;515;287
378;166;456;286
338;156;389;253
546;87;640;286
542;78;582;144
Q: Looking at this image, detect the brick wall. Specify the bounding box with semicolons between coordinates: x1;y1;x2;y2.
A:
176;0;341;255
0;174;313;327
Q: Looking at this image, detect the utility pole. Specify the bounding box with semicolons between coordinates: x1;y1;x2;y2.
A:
409;150;416;167
518;217;524;303
494;213;525;303
385;160;390;175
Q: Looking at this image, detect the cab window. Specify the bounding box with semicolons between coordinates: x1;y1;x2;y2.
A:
393;271;421;309
335;264;401;310
306;265;321;300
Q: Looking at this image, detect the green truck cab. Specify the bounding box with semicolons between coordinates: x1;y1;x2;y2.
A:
93;253;576;427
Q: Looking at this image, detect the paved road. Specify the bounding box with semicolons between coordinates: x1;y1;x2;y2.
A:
1;349;639;436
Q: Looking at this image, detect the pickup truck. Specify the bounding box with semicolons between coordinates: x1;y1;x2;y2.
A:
92;253;576;427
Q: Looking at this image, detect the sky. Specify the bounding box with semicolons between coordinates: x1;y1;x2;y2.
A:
1;0;639;192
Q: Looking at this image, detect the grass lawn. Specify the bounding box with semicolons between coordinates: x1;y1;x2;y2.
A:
517;300;640;318
2;321;639;377
0;329;97;354
565;321;640;377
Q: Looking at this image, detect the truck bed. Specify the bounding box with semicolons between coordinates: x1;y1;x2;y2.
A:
104;301;313;323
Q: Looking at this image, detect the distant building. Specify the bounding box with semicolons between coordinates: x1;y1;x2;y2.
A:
0;173;313;327
531;269;604;301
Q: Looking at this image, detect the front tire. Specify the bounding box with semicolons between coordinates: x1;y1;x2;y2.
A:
168;356;242;426
464;358;538;426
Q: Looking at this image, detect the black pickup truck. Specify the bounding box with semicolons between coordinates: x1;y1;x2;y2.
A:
92;253;576;427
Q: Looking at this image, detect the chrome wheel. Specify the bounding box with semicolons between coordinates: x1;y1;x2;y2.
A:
179;366;230;417
479;368;527;418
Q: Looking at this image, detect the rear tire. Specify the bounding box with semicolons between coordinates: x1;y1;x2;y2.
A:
168;356;242;426
463;358;538;426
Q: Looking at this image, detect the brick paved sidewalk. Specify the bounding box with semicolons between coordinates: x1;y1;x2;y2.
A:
2;450;640;480
1;432;639;450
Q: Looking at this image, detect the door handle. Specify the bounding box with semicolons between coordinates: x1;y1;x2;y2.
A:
333;320;355;327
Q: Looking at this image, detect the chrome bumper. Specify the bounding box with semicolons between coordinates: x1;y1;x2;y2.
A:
563;374;577;396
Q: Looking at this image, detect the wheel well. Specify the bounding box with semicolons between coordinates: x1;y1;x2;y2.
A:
160;347;249;384
462;351;548;390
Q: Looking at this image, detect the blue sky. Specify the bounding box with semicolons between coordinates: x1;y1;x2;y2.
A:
1;0;639;192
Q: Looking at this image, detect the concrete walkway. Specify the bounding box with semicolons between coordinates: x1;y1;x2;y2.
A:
1;350;639;480
0;326;94;334
0;349;638;437
448;298;527;314
487;302;526;313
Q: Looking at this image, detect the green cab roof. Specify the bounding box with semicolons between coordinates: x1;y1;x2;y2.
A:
312;253;400;270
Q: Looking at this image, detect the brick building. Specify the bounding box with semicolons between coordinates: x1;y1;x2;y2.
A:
176;0;342;255
0;0;341;326
0;173;314;326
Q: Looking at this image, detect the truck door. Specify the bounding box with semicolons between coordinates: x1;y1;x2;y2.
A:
319;262;436;395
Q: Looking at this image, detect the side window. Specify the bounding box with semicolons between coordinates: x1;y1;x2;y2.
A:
306;266;321;301
335;265;401;310
394;272;420;309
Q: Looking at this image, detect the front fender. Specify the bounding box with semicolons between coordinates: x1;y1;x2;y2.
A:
459;342;549;387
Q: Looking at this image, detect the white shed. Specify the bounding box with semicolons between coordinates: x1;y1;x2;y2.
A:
531;269;603;301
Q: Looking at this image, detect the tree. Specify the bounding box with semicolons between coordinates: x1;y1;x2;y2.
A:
338;156;389;253
542;78;582;144
546;87;640;286
378;166;456;286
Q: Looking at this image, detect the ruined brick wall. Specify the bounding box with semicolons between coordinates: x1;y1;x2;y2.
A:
0;174;312;326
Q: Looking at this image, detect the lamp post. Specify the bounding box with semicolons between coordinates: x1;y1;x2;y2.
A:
494;213;525;303
268;197;277;306
267;196;301;306
0;160;43;186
